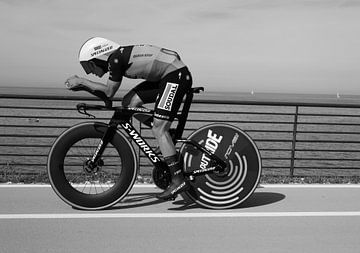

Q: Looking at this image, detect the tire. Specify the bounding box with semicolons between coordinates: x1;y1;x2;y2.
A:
180;123;262;209
47;122;138;210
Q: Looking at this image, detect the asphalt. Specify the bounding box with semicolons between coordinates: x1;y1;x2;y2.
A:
0;184;359;253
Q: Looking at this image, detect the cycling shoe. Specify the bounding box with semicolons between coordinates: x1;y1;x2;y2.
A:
156;180;190;201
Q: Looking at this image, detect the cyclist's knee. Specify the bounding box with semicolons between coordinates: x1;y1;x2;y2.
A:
122;90;143;107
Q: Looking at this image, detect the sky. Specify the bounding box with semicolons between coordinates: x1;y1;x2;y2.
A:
1;0;360;94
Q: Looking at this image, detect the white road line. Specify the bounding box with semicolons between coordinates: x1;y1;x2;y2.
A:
1;212;360;219
0;184;156;188
0;184;360;188
259;184;360;188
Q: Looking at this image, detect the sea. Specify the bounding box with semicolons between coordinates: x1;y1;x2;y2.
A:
2;86;360;104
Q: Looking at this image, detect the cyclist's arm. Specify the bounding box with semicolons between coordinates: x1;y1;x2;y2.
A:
66;76;122;98
105;79;121;98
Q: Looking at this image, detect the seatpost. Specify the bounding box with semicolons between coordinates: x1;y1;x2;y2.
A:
175;87;204;141
175;91;194;140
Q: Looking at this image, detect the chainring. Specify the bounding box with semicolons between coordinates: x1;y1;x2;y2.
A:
152;163;171;190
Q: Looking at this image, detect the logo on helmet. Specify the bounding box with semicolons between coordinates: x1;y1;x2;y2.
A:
91;45;113;57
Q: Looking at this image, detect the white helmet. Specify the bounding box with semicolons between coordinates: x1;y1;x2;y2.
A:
78;37;120;74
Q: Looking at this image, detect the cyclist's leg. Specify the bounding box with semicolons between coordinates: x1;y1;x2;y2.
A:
152;119;175;157
123;81;160;127
154;67;192;200
153;117;189;200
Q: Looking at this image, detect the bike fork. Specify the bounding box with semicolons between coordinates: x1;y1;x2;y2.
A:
90;125;116;165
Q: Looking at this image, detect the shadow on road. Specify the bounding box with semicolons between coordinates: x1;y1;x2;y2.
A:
240;192;286;208
169;192;286;211
110;192;163;210
110;191;285;211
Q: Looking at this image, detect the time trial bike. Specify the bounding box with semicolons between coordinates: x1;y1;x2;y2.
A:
47;86;262;210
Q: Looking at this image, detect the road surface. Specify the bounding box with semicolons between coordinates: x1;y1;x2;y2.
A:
0;184;359;253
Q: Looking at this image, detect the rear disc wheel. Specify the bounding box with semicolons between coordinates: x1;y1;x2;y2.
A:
180;123;262;209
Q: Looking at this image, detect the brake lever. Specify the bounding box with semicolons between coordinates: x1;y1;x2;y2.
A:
77;103;96;119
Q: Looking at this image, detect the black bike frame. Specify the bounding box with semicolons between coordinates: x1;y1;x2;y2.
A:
87;106;164;169
79;87;227;174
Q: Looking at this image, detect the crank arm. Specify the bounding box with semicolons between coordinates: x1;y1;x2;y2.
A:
184;166;222;177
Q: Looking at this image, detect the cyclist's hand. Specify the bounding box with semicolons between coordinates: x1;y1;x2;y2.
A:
65;75;80;90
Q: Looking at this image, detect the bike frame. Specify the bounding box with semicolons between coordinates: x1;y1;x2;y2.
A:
78;87;227;176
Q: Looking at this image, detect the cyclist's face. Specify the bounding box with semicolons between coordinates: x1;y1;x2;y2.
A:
93;66;106;78
88;62;106;77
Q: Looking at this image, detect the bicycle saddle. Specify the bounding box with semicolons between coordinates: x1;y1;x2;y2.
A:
191;87;204;94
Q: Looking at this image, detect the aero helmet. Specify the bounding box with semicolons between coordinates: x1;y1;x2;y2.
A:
78;37;120;74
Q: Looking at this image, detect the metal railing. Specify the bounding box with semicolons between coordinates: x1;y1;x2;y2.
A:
1;93;360;181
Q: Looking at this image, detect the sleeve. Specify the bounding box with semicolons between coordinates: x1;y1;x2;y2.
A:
108;46;132;82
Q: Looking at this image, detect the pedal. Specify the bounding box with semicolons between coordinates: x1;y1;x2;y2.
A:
169;194;178;201
157;193;178;201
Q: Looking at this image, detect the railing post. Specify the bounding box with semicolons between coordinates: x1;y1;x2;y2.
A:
290;106;299;176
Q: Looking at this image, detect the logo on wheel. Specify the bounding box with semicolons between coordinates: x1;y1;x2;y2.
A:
200;129;223;170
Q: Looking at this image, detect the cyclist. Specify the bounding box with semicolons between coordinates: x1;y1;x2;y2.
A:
65;37;192;200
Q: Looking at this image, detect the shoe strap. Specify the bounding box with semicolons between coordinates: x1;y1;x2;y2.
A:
168;160;179;167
